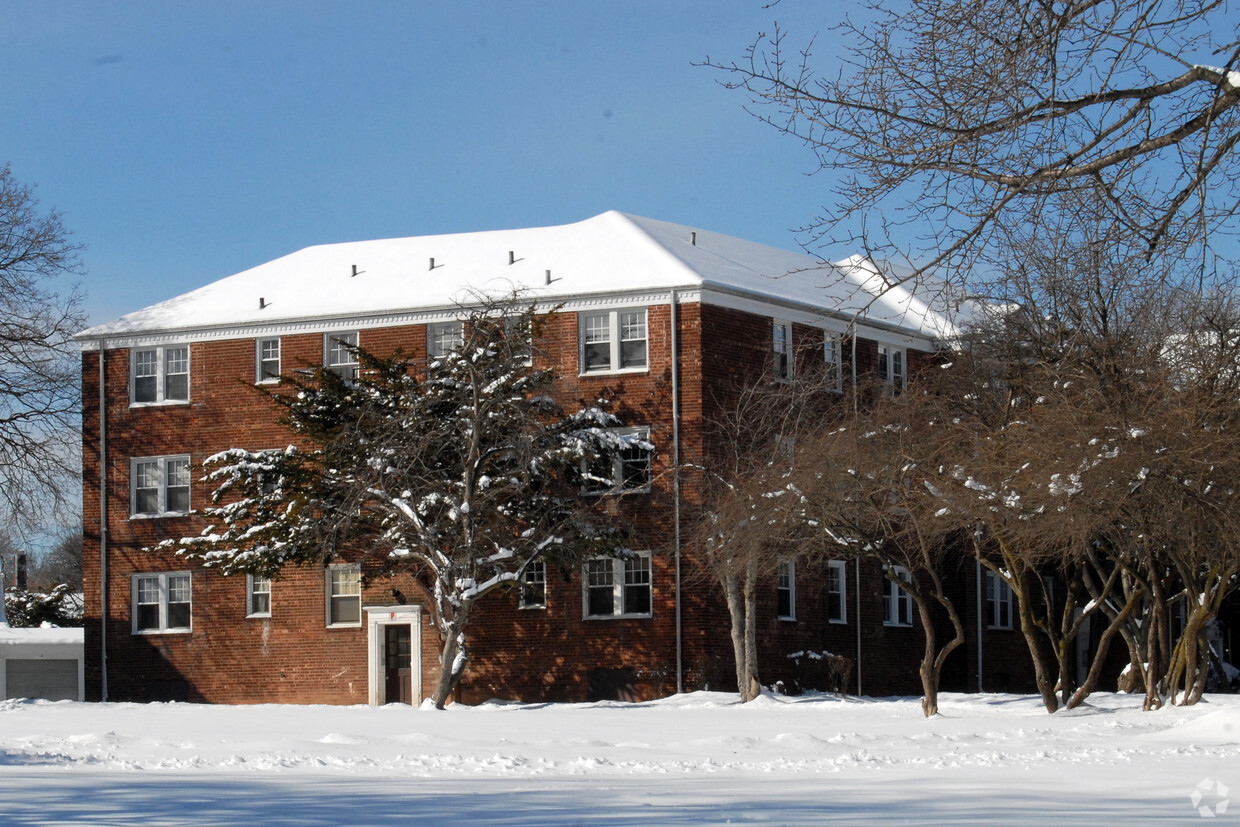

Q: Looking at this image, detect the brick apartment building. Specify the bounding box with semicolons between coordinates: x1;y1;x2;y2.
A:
77;211;1037;705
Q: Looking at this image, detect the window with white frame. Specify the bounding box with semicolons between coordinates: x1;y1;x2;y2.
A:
773;320;792;381
519;558;547;609
584;427;653;494
878;345;905;391
580;309;648;373
247;574;272;617
325;332;359;379
326;564;361;626
131;456;191;517
883;566;914;627
827;560;847;623
986;570;1013;629
427;321;464;360
132;572;192;633
583;552;652;618
256;337;281;383
131;345;190;404
824;334;842;391
776;560;796;620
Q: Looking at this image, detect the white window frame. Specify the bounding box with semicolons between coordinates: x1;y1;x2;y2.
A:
326;563;362;628
883;565;914;627
131;571;192;634
427;321;464;360
130;455;191;517
130;344;190;405
827;560;848;624
824;334;842;392
504;315;534;367
579;308;648;374
324;331;360;379
256;337;281;383
878;344;905;391
519;558;547;609
247;573;272;618
986;571;1014;630
773;320;792;381
583;426;653;495
583;551;652;619
776;560;796;621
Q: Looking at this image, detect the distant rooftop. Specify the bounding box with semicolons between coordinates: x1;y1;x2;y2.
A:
77;211;968;343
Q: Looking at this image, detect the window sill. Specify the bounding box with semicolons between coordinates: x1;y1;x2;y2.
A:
882;621;914;628
129;512;191;520
132;628;191;636
129;400;191;409
326;622;362;629
777;616;797;622
583;613;652;621
828;618;848;625
579;366;649;378
582;486;651;497
246;613;272;620
518;604;547;611
987;625;1013;631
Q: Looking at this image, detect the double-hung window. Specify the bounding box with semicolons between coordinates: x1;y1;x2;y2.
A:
773;320;792;381
776;561;796;620
325;332;359;379
824;334;842;391
256;337;281;383
584;552;652;618
132;345;190;404
247;574;272;617
584;427;653;494
519;558;547;609
132;572;192;633
878;345;905;392
427;321;464;360
326;564;361;627
580;309;647;373
827;560;847;623
131;456;191;517
883;566;914;627
986;571;1014;629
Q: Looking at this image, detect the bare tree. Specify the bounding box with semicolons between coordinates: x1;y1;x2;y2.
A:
709;0;1240;284
688;366;842;702
0;164;83;533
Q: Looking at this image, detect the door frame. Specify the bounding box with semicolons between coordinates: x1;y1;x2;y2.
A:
365;605;422;706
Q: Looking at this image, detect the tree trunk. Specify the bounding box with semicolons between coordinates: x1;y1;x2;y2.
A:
431;605;471;709
740;558;761;701
722;567;761;702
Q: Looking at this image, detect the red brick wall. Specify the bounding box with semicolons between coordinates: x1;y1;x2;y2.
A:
81;299;1031;705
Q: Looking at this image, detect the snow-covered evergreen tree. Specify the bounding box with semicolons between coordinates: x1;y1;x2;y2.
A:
163;300;631;707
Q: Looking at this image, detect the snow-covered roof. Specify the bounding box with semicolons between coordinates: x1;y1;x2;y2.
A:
77;211;968;344
0;625;84;646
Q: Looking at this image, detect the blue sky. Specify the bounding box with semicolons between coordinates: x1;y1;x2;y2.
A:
2;1;844;325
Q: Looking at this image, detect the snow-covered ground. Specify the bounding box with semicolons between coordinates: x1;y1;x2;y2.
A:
1;691;1237;824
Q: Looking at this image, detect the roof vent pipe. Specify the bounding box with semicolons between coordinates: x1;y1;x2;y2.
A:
509;250;516;265
259;297;267;310
351;264;359;277
545;269;552;285
429;257;436;270
691;232;696;246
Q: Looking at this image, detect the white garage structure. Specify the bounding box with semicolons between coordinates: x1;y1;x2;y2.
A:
0;626;85;702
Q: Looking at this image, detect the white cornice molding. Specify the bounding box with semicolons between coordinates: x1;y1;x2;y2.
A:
77;284;939;352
